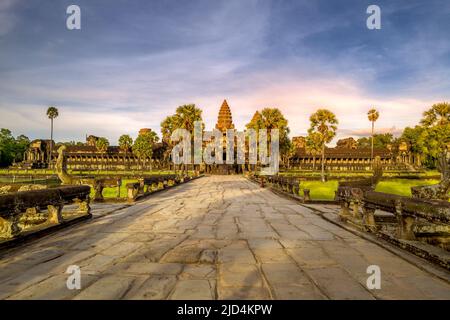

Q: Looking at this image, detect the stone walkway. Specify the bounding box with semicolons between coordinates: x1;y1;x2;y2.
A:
0;176;449;299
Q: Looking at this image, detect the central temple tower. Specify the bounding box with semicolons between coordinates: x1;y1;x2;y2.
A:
215;99;235;132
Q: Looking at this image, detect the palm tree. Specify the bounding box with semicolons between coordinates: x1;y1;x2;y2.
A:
308;109;338;182
133;131;159;171
118;134;133;170
246;108;290;167
367;108;380;161
46;106;59;168
174;104;203;133
420;102;449;127
170;104;203;171
305;132;322;170
95;137;109;170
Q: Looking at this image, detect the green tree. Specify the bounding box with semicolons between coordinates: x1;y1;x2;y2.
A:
173;104;203;133
246;108;290;166
357;133;393;149
246;111;264;131
419;102;450;175
133;132;159;170
95;137;109;170
0;129;15;166
308;109;338;182
13;134;30;163
46;106;59;168
161;104;203;169
399;126;429;167
161;115;178;166
118;134;133;169
0;129;30;167
367;108;379;161
305;132;322;170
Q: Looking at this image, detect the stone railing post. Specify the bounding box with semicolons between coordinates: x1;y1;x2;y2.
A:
0;215;22;239
47;204;63;224
78;198;90;215
93;181;104;201
292;183;299;196
339;201;351;220
303;189;311;202
361;201;377;232
395;200;416;240
350;200;360;219
127;183;139;202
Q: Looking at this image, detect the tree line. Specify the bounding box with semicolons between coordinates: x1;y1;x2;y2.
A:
0;103;448;174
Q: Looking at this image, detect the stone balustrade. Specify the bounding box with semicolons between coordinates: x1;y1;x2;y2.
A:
266;175;300;196
0;185;91;240
126;174;194;202
248;174;313;201
336;186;450;242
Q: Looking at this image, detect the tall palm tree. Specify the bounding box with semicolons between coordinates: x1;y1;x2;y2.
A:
308;109;338;182
367;108;380;161
246;108;290;166
306;132;322;170
173;104;203;171
118;134;133;170
46;106;59;168
174;104;203;133
96;137;109;170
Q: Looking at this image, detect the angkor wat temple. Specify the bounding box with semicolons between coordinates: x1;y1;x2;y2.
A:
18;100;419;172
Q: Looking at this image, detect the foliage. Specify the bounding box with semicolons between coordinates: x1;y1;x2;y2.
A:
367;108;379;123
161;115;178;144
0;129;30;167
118;134;133;152
357;133;394;149
246;108;290;139
46;106;59;120
95;137;110;153
308;109;338;144
308;109;338;181
246;108;291;164
133;131;158;168
305;132;322;155
160;104;203;164
399;102;450;169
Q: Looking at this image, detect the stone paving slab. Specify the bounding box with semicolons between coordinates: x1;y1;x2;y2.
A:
0;176;449;300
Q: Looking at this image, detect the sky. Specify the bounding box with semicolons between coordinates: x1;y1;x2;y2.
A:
0;0;449;145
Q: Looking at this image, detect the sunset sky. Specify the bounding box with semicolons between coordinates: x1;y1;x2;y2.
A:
1;0;449;144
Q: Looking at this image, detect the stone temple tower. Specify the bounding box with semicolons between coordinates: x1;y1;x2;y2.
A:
215;99;235;132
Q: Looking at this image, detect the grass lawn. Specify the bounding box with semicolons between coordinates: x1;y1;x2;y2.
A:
90;179;138;199
375;179;439;197
297;179;444;200
299;181;339;200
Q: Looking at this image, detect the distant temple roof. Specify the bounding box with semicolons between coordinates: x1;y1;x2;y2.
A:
215;99;235;132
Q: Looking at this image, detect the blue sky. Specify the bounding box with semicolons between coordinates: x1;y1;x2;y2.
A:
0;0;449;144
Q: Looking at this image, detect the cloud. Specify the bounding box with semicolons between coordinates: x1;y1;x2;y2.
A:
0;0;449;145
0;0;20;36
